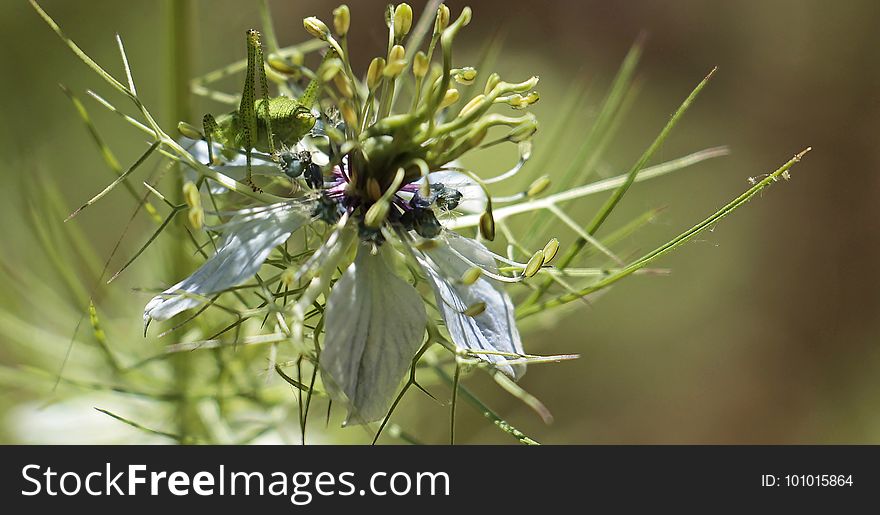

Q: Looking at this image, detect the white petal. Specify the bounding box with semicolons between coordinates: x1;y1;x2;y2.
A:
180;138;278;194
320;247;427;424
419;232;525;379
144;202;311;323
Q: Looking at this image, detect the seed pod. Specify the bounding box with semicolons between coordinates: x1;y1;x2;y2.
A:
332;5;350;36
526;175;551;197
542;238;560;263
460;267;482;286
524;249;545;278
479;210;495;241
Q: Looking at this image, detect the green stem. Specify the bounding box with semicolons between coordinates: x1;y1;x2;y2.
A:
163;0;208;444
432;364;540;445
517;148;811;318
524;68;716;307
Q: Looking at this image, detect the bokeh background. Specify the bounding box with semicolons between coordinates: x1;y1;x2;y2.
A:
1;0;878;443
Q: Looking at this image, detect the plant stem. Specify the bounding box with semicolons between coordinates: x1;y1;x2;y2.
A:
163;0;207;444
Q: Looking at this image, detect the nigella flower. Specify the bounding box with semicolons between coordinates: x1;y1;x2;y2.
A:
145;3;544;423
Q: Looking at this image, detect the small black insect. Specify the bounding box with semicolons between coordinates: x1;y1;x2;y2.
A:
410;183;462;211
312;194;343;224
400;207;442;239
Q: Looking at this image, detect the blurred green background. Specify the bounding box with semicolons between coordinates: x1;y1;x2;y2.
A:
1;0;878;443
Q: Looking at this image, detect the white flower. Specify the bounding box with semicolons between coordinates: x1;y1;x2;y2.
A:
142;164;526;424
417;231;524;379
319;229;524;423
320;247;427;424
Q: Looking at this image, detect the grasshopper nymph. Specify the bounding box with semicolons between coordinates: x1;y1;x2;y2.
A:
201;29;321;191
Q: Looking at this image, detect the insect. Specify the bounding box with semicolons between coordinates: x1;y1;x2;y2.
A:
201;29;320;190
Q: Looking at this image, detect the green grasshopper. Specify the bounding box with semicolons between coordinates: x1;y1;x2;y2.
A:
201;29;321;190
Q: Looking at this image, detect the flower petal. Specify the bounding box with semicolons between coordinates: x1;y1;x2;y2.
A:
181;138;278;194
419;232;525;379
320;247;427;424
144;201;311;324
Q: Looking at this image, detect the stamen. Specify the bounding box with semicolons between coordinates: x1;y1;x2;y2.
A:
441;242;523;283
462;302;486;317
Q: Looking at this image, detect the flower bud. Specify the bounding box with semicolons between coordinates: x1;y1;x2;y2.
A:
393;4;413;39
267;55;299;75
318;58;344;82
479;209;495;241
332;5;350;36
340;102;358;128
463;301;486;317
439;88;460;109
454;67;477;85
182;181;200;209
460;267;482;286
177;121;202;140
281;268;296;288
364;199;390;228
333;73;354;98
366;177;382;201
367;57;385;90
303;17;330;40
435;4;450;33
413;51;429;78
383;45;407;77
524;249;545;278
526;175;551;198
542;238;560;263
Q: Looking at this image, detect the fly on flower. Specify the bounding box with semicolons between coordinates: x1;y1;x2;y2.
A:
142;3;547;424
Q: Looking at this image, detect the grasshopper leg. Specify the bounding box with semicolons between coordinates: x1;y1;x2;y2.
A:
202;114;219;166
